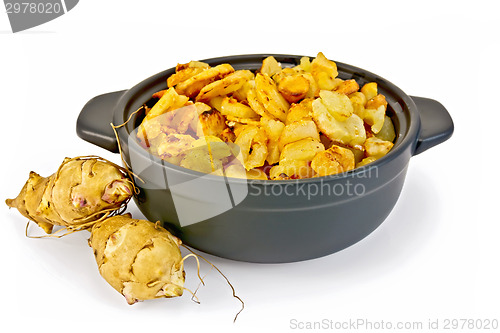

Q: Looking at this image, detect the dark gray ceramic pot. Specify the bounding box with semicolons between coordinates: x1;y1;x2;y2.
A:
77;54;453;263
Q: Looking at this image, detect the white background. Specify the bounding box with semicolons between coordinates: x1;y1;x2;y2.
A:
0;1;498;332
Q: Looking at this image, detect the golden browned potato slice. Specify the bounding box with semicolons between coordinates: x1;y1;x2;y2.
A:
180;147;214;174
184;102;210;133
144;87;190;120
232;79;255;102
146;132;167;155
286;98;313;125
248;145;268;170
312;98;366;147
260;117;285;165
246;168;269;180
349;91;367;117
137;89;190;144
167;61;210;88
356;156;379;167
260;117;285;142
319;90;354;121
365;94;388;110
361;82;378;101
311;52;339;90
225;115;262;126
175;60;210;72
278;75;310;103
280;137;325;163
157;133;196;160
255;73;290;122
193;102;212;115
302;73;320;98
292;56;312;73
362;105;386;134
168;105;199;134
364;137;394;157
181;136;232;175
247;88;276;120
137;117;163;146
196;109;228;137
197;136;233;160
375;116;396;142
278;119;320;150
195;70;254;102
207;95;224;112
272;67;298;83
175;64;234;98
231;122;246;137
219;127;236;142
223;162;247;179
334;79;360;95
260;56;282;76
319;139;364;163
234;125;269;170
269;160;315;179
311;145;355;176
220;96;260;119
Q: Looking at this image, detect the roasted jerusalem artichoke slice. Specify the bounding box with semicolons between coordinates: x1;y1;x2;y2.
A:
311;145;355;176
175;64;235;98
312;97;366;147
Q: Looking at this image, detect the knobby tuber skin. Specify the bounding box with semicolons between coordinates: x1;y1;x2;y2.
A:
89;214;185;304
6;156;133;234
6;155;244;319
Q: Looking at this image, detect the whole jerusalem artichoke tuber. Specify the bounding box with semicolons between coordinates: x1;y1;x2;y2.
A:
6;156;133;234
89;214;185;304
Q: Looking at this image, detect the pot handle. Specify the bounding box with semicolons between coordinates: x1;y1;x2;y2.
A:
410;96;454;155
76;90;127;153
